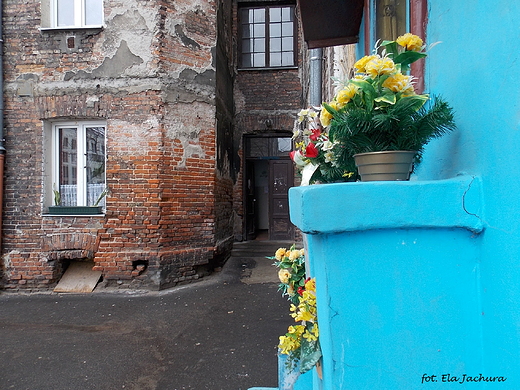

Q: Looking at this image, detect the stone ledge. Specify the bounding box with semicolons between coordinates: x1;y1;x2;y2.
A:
289;175;484;234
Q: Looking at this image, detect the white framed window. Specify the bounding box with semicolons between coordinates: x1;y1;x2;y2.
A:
51;121;106;207
43;0;104;29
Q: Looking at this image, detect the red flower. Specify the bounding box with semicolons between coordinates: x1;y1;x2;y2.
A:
305;143;319;158
309;128;321;141
297;286;305;296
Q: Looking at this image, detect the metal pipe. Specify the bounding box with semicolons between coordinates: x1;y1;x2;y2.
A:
0;0;5;251
309;48;322;107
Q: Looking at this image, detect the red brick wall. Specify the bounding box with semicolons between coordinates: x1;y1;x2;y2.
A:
1;0;236;290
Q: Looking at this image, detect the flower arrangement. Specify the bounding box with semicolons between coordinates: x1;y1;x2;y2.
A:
291;33;456;184
273;246;306;305
271;246;321;374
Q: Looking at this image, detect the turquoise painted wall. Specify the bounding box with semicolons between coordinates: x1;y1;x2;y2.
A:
418;1;520;383
289;1;520;388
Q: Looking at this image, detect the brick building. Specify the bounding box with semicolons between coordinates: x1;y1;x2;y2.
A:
0;0;304;290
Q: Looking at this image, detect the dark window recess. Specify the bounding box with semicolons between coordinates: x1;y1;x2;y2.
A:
240;5;296;68
245;137;292;158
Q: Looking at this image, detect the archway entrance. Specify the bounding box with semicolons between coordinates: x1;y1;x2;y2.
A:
244;135;295;241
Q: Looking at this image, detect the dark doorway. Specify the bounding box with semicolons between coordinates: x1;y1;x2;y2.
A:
244;136;295;241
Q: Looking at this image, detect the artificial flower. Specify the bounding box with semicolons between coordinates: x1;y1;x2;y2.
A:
297;109;309;123
275;248;287;261
304;143;319;158
336;85;358;107
319;101;337;127
365;56;396;78
396;33;424;52
382;73;415;94
309;128;321;141
354;54;378;73
290;150;308;168
278;268;291;284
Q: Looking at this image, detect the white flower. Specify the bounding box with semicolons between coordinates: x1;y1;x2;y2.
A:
324;151;335;163
291;150;308;168
321;140;334;151
297;109;309;123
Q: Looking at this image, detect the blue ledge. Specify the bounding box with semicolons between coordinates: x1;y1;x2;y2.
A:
248;388;277;390
289;175;484;234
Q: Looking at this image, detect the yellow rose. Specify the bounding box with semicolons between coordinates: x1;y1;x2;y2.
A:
354;55;378;73
382;73;415;94
275;247;287;261
396;33;424;52
278;268;291;284
365;57;396;78
288;250;301;261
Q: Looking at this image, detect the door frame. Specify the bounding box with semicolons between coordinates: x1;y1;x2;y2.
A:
242;133;295;241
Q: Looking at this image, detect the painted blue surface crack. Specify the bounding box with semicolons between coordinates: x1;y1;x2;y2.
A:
462;175;482;221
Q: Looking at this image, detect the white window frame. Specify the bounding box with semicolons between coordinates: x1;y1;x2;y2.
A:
46;0;104;29
51;121;106;207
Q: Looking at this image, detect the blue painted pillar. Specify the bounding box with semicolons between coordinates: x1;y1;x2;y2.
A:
288;176;514;389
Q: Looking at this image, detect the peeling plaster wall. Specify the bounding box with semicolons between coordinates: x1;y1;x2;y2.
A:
2;0;236;290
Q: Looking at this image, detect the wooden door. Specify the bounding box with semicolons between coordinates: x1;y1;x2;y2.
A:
245;161;257;240
269;159;294;240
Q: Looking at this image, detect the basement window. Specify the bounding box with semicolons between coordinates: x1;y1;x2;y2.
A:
49;121;106;208
41;0;104;29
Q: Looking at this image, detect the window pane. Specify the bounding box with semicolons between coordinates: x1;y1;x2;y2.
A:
246;138;269;158
281;7;293;22
85;0;103;26
277;138;292;154
253;53;265;67
57;0;75;27
270;37;281;52
270;23;281;38
270;7;282;23
253;24;265;38
281;52;294;66
270;52;282;67
242;53;252;68
242;39;251;53
253;8;265;23
59;127;77;206
282;37;293;51
86;126;106;206
242;24;253;38
282;22;293;37
253;38;265;52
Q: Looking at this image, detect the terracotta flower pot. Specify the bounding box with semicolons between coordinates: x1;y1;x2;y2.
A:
354;150;417;181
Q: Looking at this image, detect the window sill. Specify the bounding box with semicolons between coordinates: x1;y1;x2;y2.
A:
39;25;104;32
238;66;299;72
45;206;105;216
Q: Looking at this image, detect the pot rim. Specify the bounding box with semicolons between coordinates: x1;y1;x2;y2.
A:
353;150;417;158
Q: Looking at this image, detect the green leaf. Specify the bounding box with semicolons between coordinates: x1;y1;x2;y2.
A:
393;51;427;72
374;93;396;105
381;40;398;59
322;102;339;117
350;79;376;112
